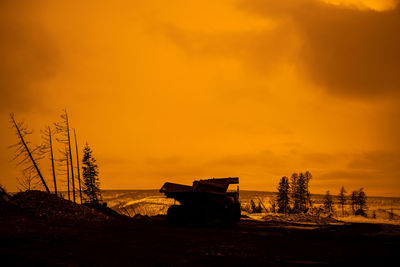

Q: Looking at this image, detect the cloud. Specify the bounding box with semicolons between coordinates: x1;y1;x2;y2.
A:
347;150;400;172
161;0;400;99
315;149;400;194
159;22;297;76
1;0;399;196
0;1;60;111
318;170;377;181
237;0;400;98
206;148;400;191
206;149;332;177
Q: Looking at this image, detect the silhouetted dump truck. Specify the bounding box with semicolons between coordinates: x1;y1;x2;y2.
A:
160;177;241;226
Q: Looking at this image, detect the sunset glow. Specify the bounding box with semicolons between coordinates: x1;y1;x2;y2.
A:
1;0;400;196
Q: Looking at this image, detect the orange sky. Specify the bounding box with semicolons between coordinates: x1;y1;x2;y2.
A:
1;0;400;196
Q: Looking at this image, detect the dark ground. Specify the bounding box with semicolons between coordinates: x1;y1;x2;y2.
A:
1;214;400;266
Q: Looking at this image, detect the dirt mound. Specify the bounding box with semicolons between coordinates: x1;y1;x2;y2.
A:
8;190;121;223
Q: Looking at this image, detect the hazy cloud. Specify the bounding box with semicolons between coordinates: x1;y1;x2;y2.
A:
238;0;400;98
319;170;376;181
161;23;296;75
347;150;400;172
1;0;399;196
0;1;59;111
162;0;400;98
207;148;400;188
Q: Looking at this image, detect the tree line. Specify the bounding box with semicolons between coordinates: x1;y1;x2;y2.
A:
322;187;367;216
276;172;368;216
276;171;312;214
9;110;101;205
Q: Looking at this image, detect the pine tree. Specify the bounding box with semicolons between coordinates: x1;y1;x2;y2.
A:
290;173;299;211
82;143;101;204
297;173;307;212
351;190;358;215
323;190;334;214
338;186;347;216
356;188;367;216
277;176;290;213
304;171;312;208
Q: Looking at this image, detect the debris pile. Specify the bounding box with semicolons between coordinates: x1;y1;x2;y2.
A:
5;190;124;223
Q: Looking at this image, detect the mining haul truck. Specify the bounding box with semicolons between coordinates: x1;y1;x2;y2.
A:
160;177;241;226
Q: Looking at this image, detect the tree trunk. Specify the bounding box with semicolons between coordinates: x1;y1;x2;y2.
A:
48;126;57;195
65;111;75;203
11;115;50;193
74;129;83;204
66;146;70;201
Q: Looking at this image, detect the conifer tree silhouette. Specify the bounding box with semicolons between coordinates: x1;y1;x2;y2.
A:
82;143;101;204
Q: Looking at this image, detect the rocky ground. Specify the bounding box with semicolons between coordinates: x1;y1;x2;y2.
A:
1;190;400;266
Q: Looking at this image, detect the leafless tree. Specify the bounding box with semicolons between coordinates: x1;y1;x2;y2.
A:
54;109;76;203
39;125;58;195
57;144;71;200
16;171;41;191
9;113;50;193
73;129;83;204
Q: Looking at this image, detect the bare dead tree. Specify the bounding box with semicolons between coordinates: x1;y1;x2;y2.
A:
16;171;40;191
57;144;71;200
74;128;83;204
55;109;76;203
9;113;50;193
66;147;70;200
65;146;70;200
39;126;58;195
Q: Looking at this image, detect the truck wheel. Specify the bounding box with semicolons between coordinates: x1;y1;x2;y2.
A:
224;207;234;226
167;205;188;226
233;203;241;223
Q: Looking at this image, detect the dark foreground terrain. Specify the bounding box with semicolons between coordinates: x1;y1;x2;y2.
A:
1;191;400;266
2;216;400;266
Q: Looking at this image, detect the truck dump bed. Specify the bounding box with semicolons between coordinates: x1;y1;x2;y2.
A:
160;177;241;226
